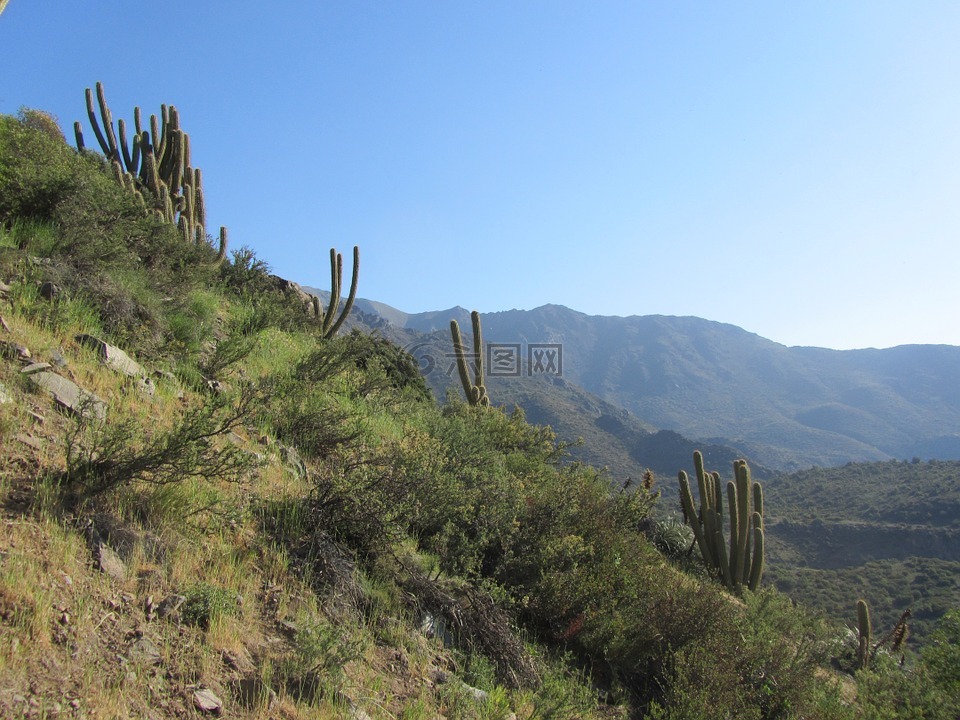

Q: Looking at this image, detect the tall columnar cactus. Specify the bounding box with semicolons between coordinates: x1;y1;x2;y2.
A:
678;451;764;594
74;81;226;263
311;246;360;339
857;599;872;669
449;310;490;407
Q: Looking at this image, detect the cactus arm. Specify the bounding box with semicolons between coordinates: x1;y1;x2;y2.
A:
679;471;709;563
321;249;342;336
215;227;228;264
73;121;85;151
471;309;484;387
84;84;114;161
734;461;750;585
727;481;740;582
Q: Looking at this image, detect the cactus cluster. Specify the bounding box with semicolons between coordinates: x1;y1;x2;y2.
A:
74;82;226;262
449;311;490;407
678;451;764;594
310;246;359;339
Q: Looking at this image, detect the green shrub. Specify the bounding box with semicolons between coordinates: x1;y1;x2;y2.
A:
181;582;237;629
62;383;262;500
0;111;79;223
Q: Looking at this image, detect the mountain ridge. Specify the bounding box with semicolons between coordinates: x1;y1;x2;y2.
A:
307;289;960;470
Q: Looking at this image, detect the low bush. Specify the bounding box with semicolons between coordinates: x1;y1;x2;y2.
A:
61;383;262;501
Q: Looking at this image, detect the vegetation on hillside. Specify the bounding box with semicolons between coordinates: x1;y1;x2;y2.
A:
763;459;960;647
1;104;959;718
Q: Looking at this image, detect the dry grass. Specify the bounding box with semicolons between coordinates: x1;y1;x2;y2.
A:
0;284;601;720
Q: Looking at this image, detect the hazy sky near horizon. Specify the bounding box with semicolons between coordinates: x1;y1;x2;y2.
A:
2;2;959;350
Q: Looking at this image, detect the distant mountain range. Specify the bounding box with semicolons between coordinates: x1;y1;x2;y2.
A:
309;289;960;473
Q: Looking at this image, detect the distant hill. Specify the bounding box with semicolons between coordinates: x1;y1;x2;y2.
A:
763;459;960;645
310;292;960;471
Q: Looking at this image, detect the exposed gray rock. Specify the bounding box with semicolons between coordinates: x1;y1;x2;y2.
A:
0;382;10;404
20;362;51;375
94;543;127;582
128;637;161;665
0;340;30;361
28;371;106;419
15;434;42;450
75;334;144;378
49;349;68;368
193;688;223;714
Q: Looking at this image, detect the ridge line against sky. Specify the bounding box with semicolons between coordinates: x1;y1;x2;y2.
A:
2;2;959;350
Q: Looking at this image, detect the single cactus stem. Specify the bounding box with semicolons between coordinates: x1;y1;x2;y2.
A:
150;113;162;161
214;227;228;264
450;319;475;403
747;512;764;591
73;121;85;151
117;116;141;173
471;309;485;388
85;84;116;164
321;248;342;336
193;168;206;229
727;481;740;581
735;461;751;585
857;599;872;669
178;216;191;244
678;471;709;562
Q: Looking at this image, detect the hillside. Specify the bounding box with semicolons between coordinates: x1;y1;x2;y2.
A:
2;103;960;719
338;300;960;471
763;459;960;645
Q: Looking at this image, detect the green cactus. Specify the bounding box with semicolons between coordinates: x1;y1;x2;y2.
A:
677;451;764;594
857;599;872;669
449;310;490;407
75;81;227;264
315;246;360;339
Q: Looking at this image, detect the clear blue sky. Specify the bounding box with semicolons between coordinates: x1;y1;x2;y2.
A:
2;2;959;350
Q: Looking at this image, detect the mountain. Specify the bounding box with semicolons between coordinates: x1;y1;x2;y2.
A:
315;293;960;471
338;319;763;483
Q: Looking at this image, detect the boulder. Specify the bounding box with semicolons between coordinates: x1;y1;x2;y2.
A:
75;334;144;378
193;688;223;714
28;371;106;419
94;543;127;582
